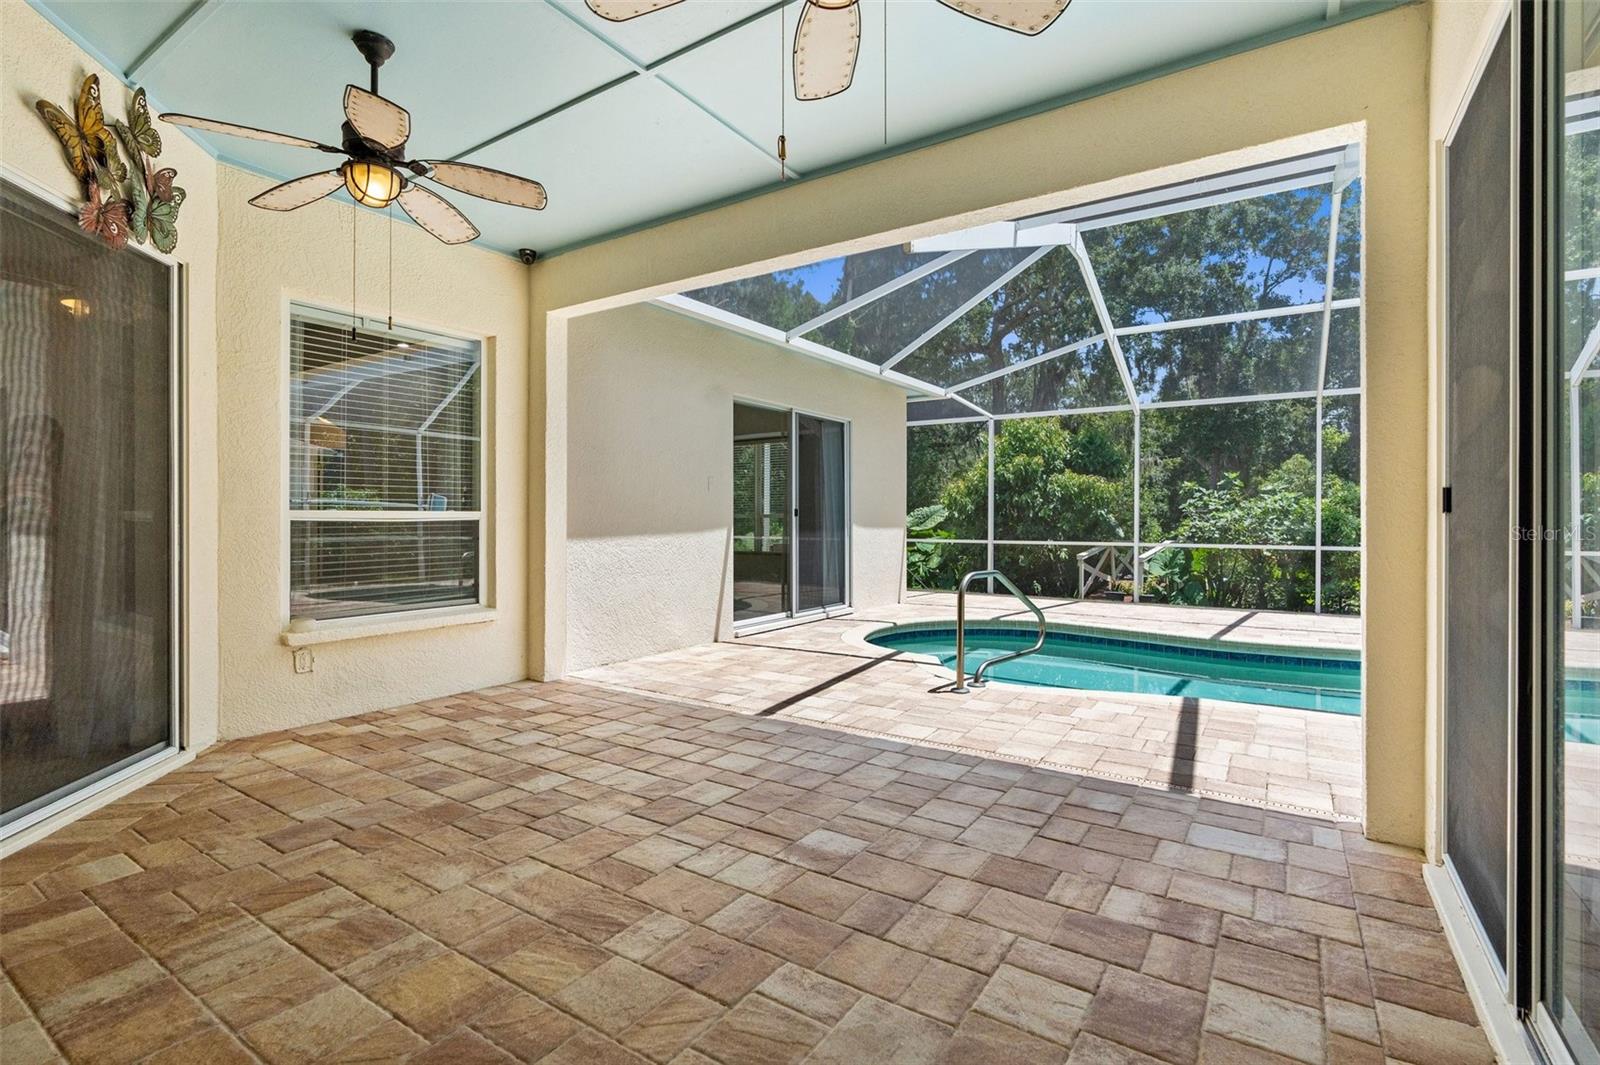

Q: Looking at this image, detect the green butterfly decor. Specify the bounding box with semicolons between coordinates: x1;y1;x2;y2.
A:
38;79;183;253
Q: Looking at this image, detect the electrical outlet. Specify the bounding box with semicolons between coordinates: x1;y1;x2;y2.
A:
293;648;314;674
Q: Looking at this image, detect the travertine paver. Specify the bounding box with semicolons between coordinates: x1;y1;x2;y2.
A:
0;676;1487;1063
578;594;1365;819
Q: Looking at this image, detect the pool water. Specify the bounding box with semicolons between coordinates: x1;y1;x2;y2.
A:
867;624;1361;714
867;624;1600;741
1563;681;1600;743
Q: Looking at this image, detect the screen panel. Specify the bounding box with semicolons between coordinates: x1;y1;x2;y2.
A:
1444;25;1513;968
795;414;847;612
1;179;174;822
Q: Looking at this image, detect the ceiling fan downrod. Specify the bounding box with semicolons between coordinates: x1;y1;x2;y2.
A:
352;30;395;96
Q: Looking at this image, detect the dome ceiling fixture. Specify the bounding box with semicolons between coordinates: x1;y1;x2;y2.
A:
157;30;548;246
587;0;1073;101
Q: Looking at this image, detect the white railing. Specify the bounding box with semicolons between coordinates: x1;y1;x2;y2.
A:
1568;549;1600;627
1075;540;1172;600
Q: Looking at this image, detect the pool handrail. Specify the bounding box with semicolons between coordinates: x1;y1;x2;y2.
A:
953;569;1047;693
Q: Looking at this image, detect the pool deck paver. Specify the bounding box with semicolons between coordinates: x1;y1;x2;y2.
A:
0;675;1489;1064
579;595;1365;822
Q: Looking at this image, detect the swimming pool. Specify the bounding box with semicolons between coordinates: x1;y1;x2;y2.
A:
867;622;1361;714
867;622;1600;740
1563;679;1600;743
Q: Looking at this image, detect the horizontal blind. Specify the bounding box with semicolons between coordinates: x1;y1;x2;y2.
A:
288;305;482;621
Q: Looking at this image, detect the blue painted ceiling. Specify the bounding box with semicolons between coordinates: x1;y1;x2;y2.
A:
33;0;1389;258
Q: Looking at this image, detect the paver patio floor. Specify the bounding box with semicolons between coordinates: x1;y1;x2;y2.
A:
0;672;1485;1064
579;597;1364;820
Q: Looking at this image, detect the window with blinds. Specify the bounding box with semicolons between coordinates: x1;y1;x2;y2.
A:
288;305;483;621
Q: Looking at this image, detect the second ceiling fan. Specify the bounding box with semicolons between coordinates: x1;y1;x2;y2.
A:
588;0;1071;100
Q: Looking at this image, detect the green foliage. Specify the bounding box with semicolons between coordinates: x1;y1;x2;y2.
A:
905;504;952;588
941;417;1133;545
905;412;1362;612
906;423;987;538
907;504;948;535
1135;447;1360;611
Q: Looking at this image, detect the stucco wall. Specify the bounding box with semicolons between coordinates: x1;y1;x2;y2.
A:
213;165;530;739
531;4;1433;847
1;2;223;752
564;303;906;673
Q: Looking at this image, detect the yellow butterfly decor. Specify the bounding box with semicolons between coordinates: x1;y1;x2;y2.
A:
37;76;184;253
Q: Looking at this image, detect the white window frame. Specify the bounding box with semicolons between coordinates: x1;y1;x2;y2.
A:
280;299;491;633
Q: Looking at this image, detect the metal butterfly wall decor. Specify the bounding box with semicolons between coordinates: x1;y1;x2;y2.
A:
37;75;185;253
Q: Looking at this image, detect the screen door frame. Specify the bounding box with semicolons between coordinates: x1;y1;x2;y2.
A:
0;165;186;846
790;408;851;621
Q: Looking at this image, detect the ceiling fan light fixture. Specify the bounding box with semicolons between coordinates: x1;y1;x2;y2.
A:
157;31;544;245
343;160;401;209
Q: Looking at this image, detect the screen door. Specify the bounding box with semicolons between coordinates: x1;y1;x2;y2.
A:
794;413;847;614
1443;24;1514;970
1;178;176;830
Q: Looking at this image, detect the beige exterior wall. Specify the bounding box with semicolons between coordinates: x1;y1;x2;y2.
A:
1;2;224;752
564;304;906;673
2;5;534;753
1424;0;1511;863
531;5;1434;846
213;166;530;739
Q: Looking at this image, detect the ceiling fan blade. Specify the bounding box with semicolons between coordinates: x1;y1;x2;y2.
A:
793;1;861;102
159;113;336;151
585;0;686;21
936;0;1070;35
248;170;346;211
398;181;479;245
420;162;547;210
343;85;411;150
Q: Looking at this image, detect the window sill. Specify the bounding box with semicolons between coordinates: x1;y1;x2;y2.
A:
280;606;497;647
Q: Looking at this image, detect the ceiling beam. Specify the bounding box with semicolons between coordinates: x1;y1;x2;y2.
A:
1571;318;1600;381
1019;147;1352;234
786;250;972;340
947;333;1107;394
449;0;796;175
127;0;228;81
947;392;993;417
880;246;1053;373
653;294;947;397
1065;232;1138;408
907;220;1078;253
1114;297;1360;338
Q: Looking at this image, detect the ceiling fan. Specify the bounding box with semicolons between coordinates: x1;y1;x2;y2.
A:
158;30;546;245
587;0;1071;101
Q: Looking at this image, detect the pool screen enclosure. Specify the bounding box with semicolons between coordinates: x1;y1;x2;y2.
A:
665;146;1365;614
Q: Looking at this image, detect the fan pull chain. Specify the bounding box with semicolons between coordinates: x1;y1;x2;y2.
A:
350;206;358;340
387;203;394;331
882;0;888;146
777;5;787;182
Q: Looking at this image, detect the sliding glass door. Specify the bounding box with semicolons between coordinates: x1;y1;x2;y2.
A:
1437;5;1600;1057
732;403;848;627
1547;1;1600;1056
0;178;177;832
734;403;790;624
